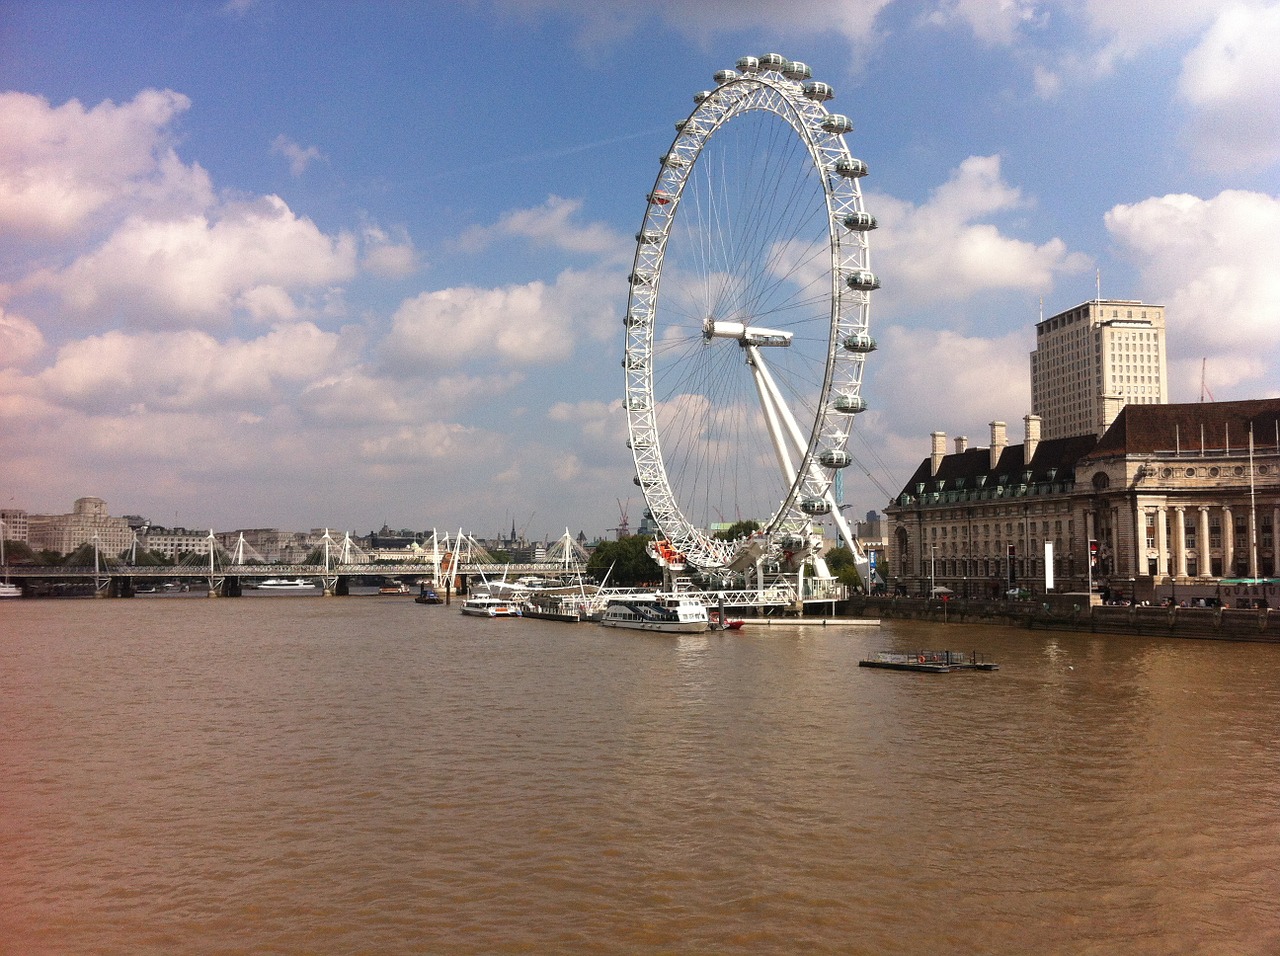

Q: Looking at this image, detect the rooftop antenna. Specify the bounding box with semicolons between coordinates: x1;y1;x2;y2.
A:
1095;269;1101;304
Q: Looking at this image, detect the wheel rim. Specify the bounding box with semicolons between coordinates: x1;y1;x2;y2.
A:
624;56;876;571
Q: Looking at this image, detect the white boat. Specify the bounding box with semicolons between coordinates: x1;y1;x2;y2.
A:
599;594;709;633
258;577;316;591
460;594;523;618
0;532;19;598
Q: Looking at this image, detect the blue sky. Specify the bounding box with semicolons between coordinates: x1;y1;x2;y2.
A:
1;0;1278;542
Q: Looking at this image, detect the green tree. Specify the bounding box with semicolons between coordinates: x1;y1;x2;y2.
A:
825;545;863;591
586;535;661;586
713;520;761;541
2;540;37;564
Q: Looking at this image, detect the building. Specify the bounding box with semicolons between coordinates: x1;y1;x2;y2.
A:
27;497;135;557
885;400;1280;602
1030;299;1167;440
1;509;29;544
138;526;214;560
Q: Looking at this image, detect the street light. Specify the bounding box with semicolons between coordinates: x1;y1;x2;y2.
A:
930;544;936;597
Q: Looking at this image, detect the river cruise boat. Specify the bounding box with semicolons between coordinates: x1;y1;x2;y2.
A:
258;578;317;591
460;595;523;618
599;594;709;633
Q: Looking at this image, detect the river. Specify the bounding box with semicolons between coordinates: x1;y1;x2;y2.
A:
2;595;1277;955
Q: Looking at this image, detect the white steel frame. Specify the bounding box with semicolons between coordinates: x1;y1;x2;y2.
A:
623;56;877;573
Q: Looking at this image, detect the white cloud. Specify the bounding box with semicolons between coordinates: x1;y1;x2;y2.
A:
869;155;1090;307
271;134;325;177
0;89;210;239
38;323;351;413
458;194;628;259
0;308;45;368
1105;189;1280;397
33;196;358;325
922;0;1047;46
360;224;419;279
1178;2;1280;171
493;0;893;47
381;267;617;371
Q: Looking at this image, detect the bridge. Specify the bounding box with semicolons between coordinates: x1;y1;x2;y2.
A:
1;528;600;598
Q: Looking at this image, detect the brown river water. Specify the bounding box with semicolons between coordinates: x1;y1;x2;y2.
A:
2;594;1278;955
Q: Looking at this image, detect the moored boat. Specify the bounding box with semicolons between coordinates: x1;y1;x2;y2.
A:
708;610;745;630
599;593;709;633
460;594;523;618
415;586;443;604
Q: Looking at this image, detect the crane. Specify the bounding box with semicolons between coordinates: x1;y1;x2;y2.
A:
612;498;631;540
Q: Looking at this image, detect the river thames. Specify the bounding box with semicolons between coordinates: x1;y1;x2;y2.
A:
2;595;1277;955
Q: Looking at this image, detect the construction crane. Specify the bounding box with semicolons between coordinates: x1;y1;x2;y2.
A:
612;498;631;540
1200;358;1215;402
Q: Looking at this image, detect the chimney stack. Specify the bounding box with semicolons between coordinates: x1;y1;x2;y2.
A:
930;431;946;476
954;436;968;454
1024;414;1042;463
989;421;1007;470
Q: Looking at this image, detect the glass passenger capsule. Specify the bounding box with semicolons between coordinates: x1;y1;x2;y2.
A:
819;449;852;469
693;90;712;104
782;60;811;81
800;496;832;516
842;332;877;352
635;231;662;245
735;56;760;73
714;69;738;84
846;270;881;291
647;191;673;206
805;82;835;102
628;271;654;285
821;113;853;134
834;157;869;178
759;53;787;71
833;393;868;414
843;211;878;231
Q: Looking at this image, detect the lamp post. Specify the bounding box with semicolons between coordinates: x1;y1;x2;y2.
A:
930;544;936;597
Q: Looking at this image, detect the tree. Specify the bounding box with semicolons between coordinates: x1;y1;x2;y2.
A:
714;520;761;541
825;545;863;591
586;535;661;586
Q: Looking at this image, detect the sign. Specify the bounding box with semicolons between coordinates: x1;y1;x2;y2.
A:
1044;541;1054;591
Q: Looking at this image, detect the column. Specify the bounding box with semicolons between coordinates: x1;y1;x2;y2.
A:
1198;506;1211;579
1174;507;1188;578
1248;507;1259;579
1155;506;1168;577
1274;506;1280;576
1134;502;1146;577
1222;505;1234;577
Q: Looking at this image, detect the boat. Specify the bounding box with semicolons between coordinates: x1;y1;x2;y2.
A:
415;586;443;605
859;650;999;673
379;580;410;594
460;594;523;618
257;578;316;591
0;533;20;598
708;610;745;631
599;593;709;633
522;592;591;622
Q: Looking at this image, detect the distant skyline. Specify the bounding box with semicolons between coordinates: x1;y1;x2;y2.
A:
1;1;1277;543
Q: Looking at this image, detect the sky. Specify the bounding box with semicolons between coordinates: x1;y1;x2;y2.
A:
1;0;1278;544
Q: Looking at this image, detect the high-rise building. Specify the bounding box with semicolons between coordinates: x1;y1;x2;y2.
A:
1030;299;1167;440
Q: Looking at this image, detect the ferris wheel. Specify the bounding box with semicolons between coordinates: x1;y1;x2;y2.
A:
623;53;879;573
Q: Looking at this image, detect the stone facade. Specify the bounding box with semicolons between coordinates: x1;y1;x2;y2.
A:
27;497;135;557
886;399;1280;601
1030;299;1167;440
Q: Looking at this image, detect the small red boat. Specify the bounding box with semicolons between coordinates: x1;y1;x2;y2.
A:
708;611;744;631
